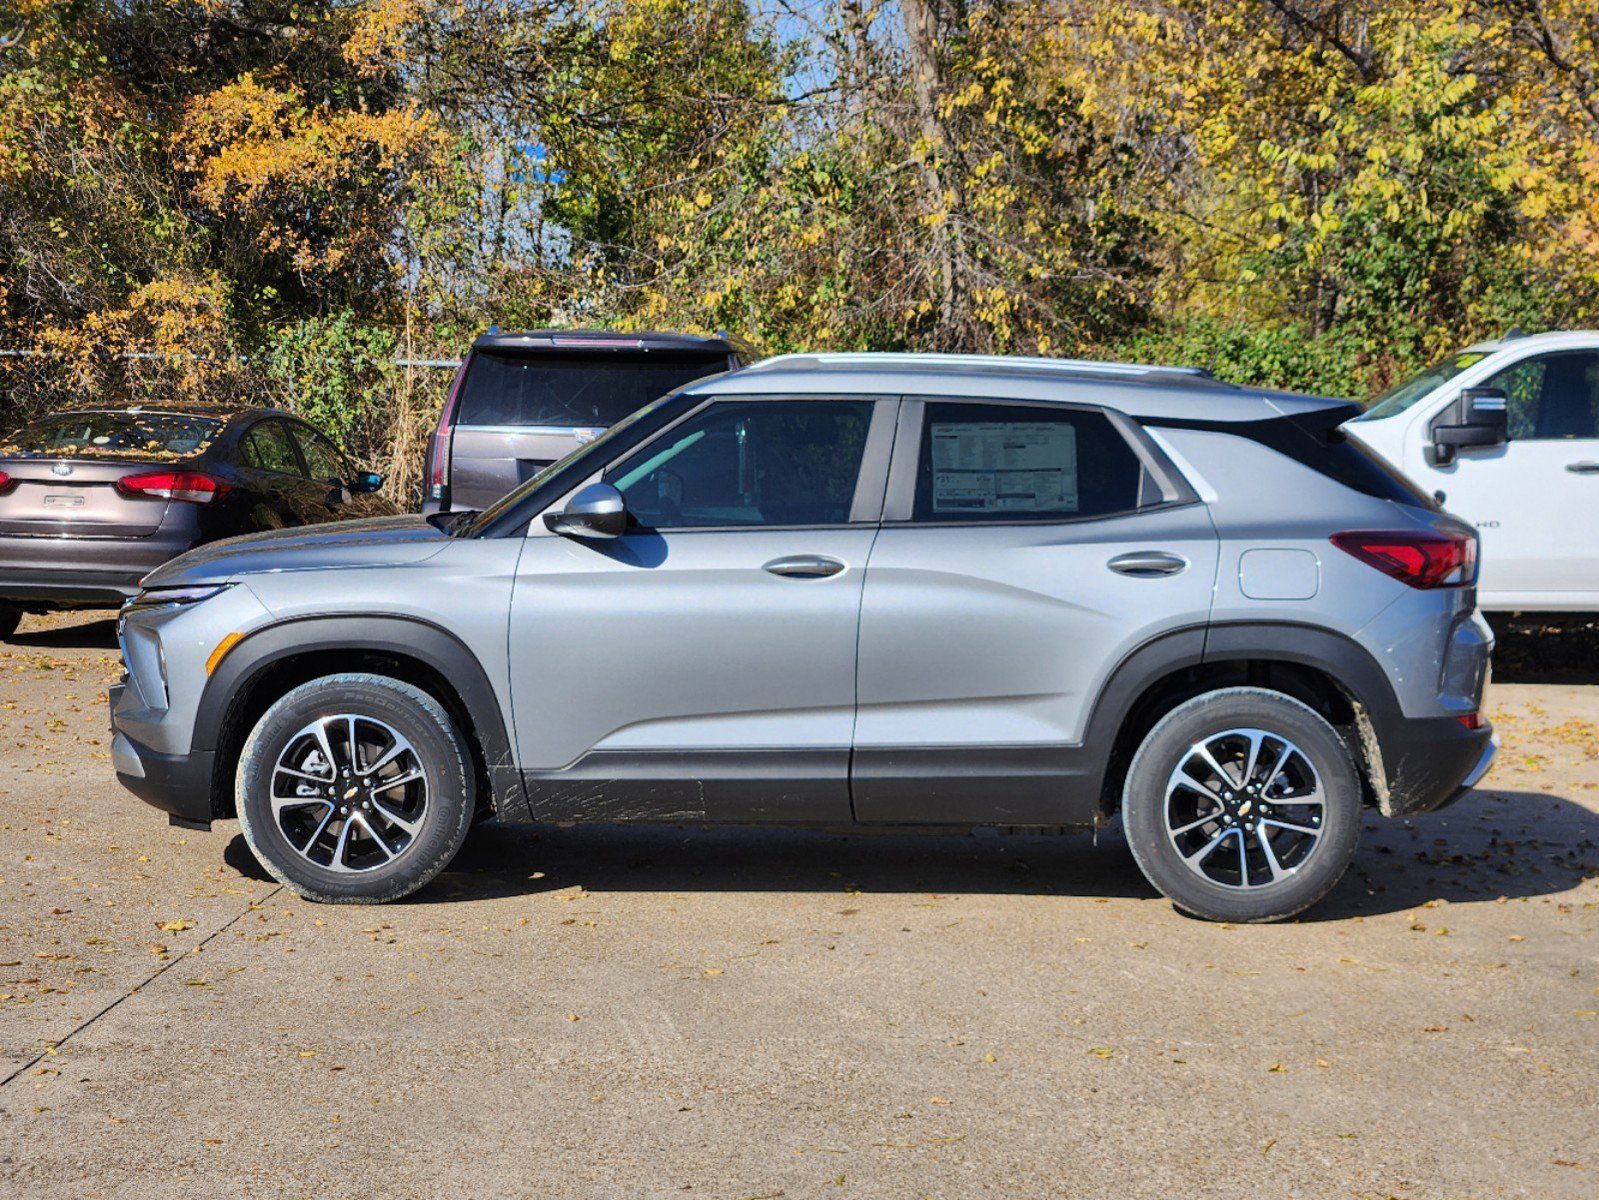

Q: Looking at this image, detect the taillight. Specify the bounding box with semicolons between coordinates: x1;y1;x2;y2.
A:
0;470;12;494
429;362;467;505
1330;530;1476;589
116;470;229;504
1457;711;1484;731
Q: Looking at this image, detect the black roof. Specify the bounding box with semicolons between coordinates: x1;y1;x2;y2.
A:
471;329;747;358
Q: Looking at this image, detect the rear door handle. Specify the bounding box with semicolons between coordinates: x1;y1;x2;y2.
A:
1566;461;1599;474
1108;550;1188;577
763;554;846;579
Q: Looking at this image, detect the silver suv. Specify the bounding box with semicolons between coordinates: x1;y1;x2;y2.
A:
110;353;1496;921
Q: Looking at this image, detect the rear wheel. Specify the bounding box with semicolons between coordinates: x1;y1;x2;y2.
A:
236;673;475;904
1121;687;1363;922
0;607;19;640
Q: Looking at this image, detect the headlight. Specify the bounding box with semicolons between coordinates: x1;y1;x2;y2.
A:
126;583;234;609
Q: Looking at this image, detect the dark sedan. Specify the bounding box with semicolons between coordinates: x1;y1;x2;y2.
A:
0;403;396;636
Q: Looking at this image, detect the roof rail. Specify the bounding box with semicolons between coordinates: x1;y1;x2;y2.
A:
743;351;1213;379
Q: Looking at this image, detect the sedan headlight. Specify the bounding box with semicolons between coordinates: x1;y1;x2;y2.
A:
126;583;234;609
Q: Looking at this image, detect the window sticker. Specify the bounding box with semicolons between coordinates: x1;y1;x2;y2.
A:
929;421;1078;513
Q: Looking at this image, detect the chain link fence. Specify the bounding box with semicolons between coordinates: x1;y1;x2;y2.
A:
0;347;461;507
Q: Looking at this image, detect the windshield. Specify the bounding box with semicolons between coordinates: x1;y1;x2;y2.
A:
458;393;682;537
456;350;727;428
1356;351;1490;421
0;410;221;459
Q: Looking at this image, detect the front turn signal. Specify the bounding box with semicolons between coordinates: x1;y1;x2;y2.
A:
206;632;245;676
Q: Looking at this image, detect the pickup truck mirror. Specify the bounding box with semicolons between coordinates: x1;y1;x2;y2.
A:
1426;387;1508;466
544;481;628;540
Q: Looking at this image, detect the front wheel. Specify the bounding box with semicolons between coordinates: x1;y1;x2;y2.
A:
236;673;475;904
1121;687;1363;923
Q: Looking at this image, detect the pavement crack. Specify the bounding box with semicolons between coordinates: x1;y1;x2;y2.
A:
1;884;283;1089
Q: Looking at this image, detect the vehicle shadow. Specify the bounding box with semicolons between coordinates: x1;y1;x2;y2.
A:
5;614;119;651
213;783;1592;920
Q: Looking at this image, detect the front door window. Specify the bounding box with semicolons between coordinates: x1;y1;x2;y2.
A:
607;400;873;529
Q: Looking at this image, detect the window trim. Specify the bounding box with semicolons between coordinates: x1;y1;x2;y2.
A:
881;395;1197;527
546;393;901;535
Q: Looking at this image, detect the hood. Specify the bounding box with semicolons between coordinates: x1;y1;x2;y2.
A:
141;514;450;589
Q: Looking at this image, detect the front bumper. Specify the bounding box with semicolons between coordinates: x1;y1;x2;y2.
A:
109;681;218;829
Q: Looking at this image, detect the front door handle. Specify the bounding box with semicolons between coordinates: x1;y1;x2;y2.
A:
1566;461;1599;474
763;554;846;579
1108;550;1188;578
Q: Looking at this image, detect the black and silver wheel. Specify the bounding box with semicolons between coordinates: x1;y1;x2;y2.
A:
236;673;474;903
1121;687;1362;922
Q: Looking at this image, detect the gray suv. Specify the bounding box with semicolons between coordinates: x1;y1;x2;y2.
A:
109;353;1496;921
423;329;743;511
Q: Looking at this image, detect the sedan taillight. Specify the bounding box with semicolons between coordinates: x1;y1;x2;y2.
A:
116;470;229;504
428;365;469;506
1330;530;1476;589
0;470;12;493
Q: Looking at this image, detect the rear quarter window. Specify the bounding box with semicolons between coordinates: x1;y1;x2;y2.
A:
1147;409;1438;509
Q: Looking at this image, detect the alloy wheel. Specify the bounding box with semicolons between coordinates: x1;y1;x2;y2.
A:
1163;727;1326;889
269;713;429;873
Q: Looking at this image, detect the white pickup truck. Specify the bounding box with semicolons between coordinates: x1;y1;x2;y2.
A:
1345;330;1599;613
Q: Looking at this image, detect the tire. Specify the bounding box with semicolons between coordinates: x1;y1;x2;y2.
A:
1121;687;1363;923
236;673;475;904
0;607;20;640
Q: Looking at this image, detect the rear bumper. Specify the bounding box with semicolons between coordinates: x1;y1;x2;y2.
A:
0;568;146;607
1376;714;1496;817
109;684;217;827
0;527;199;608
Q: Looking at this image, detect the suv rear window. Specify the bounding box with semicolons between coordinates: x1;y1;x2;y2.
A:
0;411;221;460
456;350;728;428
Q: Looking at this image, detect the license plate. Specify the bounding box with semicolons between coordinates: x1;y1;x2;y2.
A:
42;492;85;508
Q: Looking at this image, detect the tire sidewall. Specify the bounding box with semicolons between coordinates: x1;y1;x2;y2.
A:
236;673;474;904
1122;687;1362;923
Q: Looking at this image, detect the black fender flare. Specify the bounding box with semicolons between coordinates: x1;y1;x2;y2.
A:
1078;621;1405;811
196;614;527;821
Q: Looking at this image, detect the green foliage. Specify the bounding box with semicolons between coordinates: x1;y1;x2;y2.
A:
263;313;402;451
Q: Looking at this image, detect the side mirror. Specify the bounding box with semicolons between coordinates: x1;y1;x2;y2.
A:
349;471;384;494
544;481;627;540
1426;387;1508;466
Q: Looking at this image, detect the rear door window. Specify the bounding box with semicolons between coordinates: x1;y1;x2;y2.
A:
456;351;729;428
910;402;1147;522
243;421;302;476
